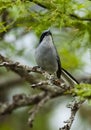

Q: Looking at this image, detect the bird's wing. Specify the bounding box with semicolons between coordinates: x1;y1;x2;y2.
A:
56;55;61;79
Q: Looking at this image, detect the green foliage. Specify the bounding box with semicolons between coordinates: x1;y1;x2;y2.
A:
60;48;84;70
0;0;91;71
74;84;91;101
0;0;90;34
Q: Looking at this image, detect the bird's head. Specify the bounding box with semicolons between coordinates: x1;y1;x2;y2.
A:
39;30;52;43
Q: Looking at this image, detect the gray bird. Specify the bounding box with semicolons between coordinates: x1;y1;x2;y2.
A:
35;30;79;86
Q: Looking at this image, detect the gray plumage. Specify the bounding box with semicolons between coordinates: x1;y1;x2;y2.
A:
35;30;61;78
35;30;79;86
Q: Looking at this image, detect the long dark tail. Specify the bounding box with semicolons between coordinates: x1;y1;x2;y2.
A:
61;68;79;86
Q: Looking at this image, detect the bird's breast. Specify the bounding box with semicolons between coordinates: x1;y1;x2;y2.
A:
35;42;58;73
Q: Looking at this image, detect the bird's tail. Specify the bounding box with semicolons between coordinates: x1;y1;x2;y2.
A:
61;68;79;87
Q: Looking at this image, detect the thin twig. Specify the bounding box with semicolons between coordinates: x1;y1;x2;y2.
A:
59;99;84;130
70;14;91;22
28;93;51;127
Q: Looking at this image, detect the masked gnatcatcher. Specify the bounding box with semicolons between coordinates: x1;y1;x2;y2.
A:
35;30;79;86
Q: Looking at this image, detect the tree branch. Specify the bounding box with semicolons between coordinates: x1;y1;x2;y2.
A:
70;14;91;22
0;92;46;116
60;99;84;130
30;0;47;9
28;93;51;127
0;54;84;130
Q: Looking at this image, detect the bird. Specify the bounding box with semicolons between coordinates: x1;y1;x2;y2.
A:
35;30;79;86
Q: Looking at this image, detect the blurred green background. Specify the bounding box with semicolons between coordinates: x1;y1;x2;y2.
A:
0;0;91;130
